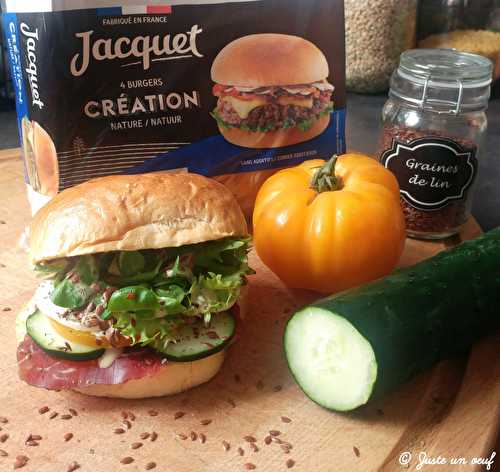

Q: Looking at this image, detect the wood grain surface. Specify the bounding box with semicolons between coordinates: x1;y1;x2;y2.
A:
0;149;498;472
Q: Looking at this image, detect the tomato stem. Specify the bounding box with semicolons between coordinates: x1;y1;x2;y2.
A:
310;155;342;193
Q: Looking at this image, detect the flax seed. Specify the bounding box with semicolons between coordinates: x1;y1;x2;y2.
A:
68;409;78;417
271;437;283;444
353;446;360;457
237;447;244;456
120;457;134;465
376;408;384;416
145;463;157;470
0;449;7;457
123;420;132;430
281;416;292;423
1;307;11;312
174;411;185;420
114;428;126;434
128;412;136;421
150;431;158;442
250;443;259;452
264;436;272;445
67;461;80;472
121;411;128;420
13;455;29;469
49;412;58;419
273;385;283;392
26;440;39;447
131;442;142;450
0;418;8;424
281;442;292;449
286;459;295;468
64;433;73;442
190;431;197;441
148;410;158;417
140;432;150;440
243;436;256;443
200;419;212;426
0;434;8;443
38;406;50;415
198;433;206;444
269;430;280;437
61;414;72;420
226;398;236;408
176;433;187;441
244;463;256;470
281;445;291;454
222;440;230;451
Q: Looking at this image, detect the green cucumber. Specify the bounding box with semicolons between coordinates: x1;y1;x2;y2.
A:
284;228;500;412
164;311;235;362
26;310;105;361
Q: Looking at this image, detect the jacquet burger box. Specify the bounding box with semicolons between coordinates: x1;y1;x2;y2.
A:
2;0;346;216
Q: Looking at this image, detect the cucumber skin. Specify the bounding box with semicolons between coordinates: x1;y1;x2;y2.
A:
306;228;500;402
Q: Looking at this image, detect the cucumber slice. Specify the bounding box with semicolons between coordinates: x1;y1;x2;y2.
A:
26;310;105;361
164;311;235;362
284;307;377;411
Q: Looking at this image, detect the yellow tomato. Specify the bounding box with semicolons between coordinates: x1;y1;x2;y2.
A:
253;154;406;294
49;318;129;349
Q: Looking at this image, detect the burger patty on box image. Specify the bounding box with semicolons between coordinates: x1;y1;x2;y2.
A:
2;0;346;217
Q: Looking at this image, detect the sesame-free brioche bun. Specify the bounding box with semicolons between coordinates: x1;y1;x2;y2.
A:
217;113;330;149
30;172;248;263
211;33;329;86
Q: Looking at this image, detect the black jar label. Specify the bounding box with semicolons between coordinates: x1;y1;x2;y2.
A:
380;136;478;211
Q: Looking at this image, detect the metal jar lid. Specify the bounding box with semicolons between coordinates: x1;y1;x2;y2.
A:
389;48;493;114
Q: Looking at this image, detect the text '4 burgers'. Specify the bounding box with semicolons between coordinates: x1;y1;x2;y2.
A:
17;173;253;398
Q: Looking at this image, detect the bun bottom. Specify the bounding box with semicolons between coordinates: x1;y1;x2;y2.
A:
218;114;330;149
73;350;225;399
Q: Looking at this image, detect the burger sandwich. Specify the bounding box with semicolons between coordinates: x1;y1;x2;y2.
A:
211;33;334;149
16;173;252;398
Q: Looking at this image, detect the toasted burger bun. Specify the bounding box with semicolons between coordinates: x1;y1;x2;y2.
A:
74;351;226;399
218;114;330;149
211;33;329;86
30;172;248;263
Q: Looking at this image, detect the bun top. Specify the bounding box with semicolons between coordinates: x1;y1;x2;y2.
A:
211;34;329;87
30;173;248;263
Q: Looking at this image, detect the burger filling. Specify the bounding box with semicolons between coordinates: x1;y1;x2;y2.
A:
30;238;253;360
211;81;334;132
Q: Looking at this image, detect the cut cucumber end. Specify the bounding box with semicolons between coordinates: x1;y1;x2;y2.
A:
284;307;378;412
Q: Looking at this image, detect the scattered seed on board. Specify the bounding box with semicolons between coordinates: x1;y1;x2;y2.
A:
0;418;8;424
226;398;236;408
131;442;143;450
200;419;212;426
237;447;245;456
26;440;39;447
0;449;7;457
13;455;29;469
120;457;134;465
243;436;256;443
222;440;230;451
64;433;74;442
148;410;158;417
264;436;272;445
271;437;283;444
1;307;11;312
281;445;291;454
281;416;292;423
281;442;293;449
0;434;8;443
145;462;157;470
250;443;259;453
376;409;384;416
68;409;78;417
174;411;185;420
269;430;280;437
49;412;58;420
286;459;295;469
123;420;132;430
67;461;80;472
150;431;158;442
121;411;128;420
176;433;188;441
244;463;256;470
190;431;197;441
27;434;42;441
273;385;282;392
353;446;360;457
140;432;150;440
61;414;72;420
38;406;50;415
198;433;206;444
114;428;126;435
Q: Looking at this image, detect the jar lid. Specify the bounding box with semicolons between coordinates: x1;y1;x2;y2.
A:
390;48;493;113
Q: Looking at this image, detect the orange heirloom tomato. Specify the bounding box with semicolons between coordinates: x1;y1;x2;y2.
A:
252;154;406;294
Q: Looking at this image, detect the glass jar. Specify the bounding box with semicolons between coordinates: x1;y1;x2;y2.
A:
378;49;492;239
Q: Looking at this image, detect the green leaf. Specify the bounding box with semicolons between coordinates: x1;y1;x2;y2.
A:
118;251;145;276
75;255;99;285
108;286;161;312
50;278;94;309
33;259;68;279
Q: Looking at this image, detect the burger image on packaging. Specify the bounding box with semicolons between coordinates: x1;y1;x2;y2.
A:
16;173;252;398
211;33;334;149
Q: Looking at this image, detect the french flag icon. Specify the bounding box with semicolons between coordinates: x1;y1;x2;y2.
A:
97;5;172;16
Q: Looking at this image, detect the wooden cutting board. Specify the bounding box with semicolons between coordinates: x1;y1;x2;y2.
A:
0;149;498;472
